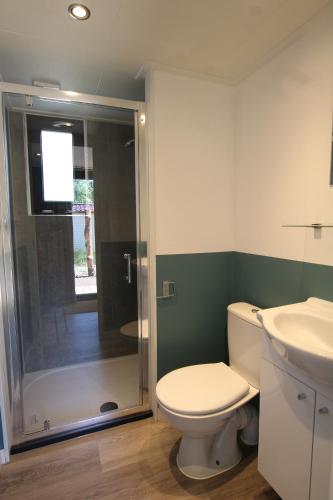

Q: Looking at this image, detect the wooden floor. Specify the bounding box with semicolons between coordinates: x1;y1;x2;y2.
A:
0;418;280;500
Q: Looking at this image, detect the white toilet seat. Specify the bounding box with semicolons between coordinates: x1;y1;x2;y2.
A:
156;362;250;416
158;384;259;420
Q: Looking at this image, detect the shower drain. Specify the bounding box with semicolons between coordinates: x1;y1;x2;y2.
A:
100;401;119;413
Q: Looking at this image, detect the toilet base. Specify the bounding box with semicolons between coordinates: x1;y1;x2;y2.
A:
176;418;243;480
158;396;259;481
177;450;242;480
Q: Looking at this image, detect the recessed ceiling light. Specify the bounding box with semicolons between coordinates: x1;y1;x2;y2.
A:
68;3;91;21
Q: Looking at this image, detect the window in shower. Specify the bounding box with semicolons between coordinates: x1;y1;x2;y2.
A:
26;115;85;215
26;114;97;295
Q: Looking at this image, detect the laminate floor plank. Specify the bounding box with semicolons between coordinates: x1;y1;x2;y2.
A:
0;418;280;500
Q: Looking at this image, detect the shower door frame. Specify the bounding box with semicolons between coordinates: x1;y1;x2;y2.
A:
0;82;152;458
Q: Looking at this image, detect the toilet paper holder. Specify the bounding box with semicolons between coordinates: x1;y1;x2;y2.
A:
156;280;176;300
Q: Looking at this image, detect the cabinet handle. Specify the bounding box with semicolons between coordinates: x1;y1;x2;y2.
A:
297;393;306;400
319;407;329;415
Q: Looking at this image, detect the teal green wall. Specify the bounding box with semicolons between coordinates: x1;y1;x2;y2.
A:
156;252;234;378
156;251;333;379
234;252;333;308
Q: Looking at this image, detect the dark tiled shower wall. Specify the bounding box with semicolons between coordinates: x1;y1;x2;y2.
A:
156;251;333;378
100;241;138;331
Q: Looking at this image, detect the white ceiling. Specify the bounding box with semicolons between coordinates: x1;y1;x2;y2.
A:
0;0;330;101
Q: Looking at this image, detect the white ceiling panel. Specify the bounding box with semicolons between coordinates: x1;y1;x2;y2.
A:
0;0;331;99
0;0;120;46
0;30;103;94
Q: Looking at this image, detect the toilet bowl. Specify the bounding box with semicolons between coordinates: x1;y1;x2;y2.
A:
156;302;262;480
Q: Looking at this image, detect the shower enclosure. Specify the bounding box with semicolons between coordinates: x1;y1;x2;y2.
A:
0;84;149;453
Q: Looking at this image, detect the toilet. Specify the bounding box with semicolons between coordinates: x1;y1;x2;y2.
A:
156;302;262;480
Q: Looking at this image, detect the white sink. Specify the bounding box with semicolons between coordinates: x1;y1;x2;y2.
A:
257;298;333;386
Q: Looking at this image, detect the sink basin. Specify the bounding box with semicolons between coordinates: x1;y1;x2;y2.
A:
257;298;333;386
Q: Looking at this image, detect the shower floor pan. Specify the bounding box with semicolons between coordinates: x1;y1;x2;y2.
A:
22;354;141;434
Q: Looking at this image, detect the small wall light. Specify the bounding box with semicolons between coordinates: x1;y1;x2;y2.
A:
53;121;74;128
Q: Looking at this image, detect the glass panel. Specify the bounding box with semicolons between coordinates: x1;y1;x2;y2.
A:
41;130;74;202
3;92;147;437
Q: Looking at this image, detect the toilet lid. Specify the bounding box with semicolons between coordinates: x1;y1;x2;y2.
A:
156;363;249;416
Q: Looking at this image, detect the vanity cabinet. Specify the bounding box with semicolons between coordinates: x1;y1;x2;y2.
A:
259;357;333;500
258;360;315;500
311;394;333;500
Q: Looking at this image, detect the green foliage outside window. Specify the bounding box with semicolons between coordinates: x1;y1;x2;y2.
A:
74;179;94;204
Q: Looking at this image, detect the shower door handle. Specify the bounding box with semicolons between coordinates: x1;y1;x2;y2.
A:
124;253;132;284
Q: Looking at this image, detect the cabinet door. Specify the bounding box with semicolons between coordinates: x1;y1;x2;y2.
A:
310;394;333;500
258;360;315;500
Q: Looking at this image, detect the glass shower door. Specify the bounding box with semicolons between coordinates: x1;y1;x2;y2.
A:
3;93;147;439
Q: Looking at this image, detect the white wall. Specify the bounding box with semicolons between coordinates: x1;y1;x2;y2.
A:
146;69;235;255
146;5;333;265
235;6;333;266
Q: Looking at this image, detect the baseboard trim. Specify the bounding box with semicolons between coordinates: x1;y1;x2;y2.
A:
0;448;9;464
11;409;153;455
